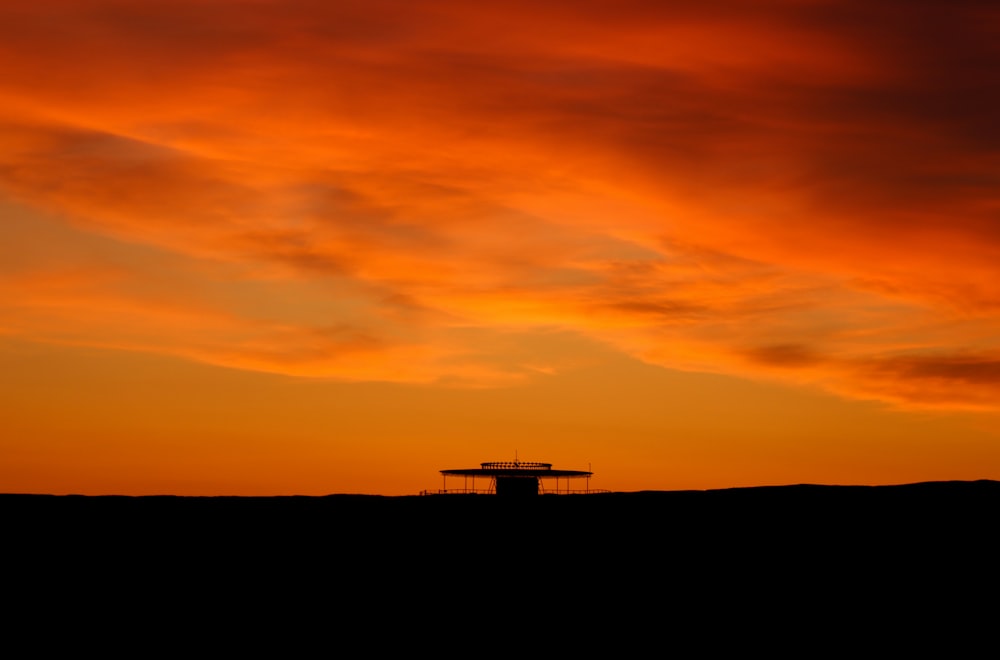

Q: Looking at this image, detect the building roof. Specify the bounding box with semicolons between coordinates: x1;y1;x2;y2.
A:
440;460;592;479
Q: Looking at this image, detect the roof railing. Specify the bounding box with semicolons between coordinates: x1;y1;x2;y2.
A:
479;461;552;471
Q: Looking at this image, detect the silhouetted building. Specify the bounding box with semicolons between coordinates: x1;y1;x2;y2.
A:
425;459;596;496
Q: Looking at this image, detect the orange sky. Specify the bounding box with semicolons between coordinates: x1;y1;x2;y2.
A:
3;0;1000;495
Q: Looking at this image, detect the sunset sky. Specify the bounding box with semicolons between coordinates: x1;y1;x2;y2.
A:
3;0;1000;496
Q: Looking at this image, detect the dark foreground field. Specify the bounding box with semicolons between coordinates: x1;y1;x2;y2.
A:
4;481;997;647
6;479;997;566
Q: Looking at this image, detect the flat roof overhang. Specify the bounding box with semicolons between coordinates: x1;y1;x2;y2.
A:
440;468;592;478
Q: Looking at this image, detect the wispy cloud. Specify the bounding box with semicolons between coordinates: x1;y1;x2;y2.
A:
2;0;999;407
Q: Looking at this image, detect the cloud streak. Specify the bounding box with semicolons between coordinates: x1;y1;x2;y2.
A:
2;0;999;408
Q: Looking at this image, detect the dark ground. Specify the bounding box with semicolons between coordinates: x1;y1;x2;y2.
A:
5;480;997;648
6;479;998;558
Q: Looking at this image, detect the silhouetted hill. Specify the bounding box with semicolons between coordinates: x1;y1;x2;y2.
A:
6;479;997;551
5;481;994;641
